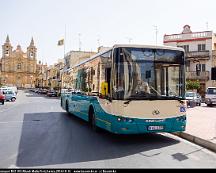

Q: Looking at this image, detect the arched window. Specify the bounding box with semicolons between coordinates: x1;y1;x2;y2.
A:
17;63;21;70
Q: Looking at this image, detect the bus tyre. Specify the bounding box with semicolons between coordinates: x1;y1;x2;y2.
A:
89;108;99;132
66;101;69;113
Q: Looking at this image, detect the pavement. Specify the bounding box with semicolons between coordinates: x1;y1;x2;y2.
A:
174;103;216;152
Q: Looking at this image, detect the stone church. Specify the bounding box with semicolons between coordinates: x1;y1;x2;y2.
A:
0;35;37;88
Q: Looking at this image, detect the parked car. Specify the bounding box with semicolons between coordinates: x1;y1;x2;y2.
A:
0;87;12;93
185;91;202;107
41;89;48;94
34;89;40;93
0;91;5;105
37;88;43;94
205;87;216;106
7;86;18;94
4;90;16;102
47;90;58;97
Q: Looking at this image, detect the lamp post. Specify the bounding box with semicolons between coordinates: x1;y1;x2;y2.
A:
153;25;158;45
30;75;33;88
5;75;8;86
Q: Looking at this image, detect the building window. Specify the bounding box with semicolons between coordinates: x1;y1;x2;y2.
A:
202;64;206;71
182;45;189;52
196;64;206;72
5;50;9;56
30;52;34;58
17;63;21;70
198;44;206;51
186;60;190;72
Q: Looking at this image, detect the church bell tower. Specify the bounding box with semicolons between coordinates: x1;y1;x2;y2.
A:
2;35;13;57
27;37;37;59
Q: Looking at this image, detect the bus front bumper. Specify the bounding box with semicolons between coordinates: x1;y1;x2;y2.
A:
110;115;186;134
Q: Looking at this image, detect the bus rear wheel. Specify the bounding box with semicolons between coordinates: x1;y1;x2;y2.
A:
66;101;69;113
89;107;99;132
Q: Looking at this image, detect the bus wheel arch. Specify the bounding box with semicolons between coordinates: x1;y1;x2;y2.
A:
61;98;63;107
88;105;99;131
65;100;69;112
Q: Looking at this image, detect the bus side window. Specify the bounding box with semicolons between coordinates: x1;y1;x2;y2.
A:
105;67;111;94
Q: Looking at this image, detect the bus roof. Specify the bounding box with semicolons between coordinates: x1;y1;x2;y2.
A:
70;44;184;71
113;44;185;51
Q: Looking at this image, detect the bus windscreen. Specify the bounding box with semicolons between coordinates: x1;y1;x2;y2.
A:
112;47;185;100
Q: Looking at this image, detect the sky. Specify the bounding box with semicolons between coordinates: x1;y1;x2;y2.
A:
0;0;216;65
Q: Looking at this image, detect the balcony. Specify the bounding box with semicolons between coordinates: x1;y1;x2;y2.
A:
164;31;212;43
185;51;210;60
186;71;209;81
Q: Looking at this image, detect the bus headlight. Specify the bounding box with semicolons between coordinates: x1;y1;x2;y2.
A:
117;117;134;123
176;116;186;122
128;119;133;123
117;118;121;122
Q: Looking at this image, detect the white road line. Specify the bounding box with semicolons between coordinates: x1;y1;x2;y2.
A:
8;164;19;168
0;121;36;124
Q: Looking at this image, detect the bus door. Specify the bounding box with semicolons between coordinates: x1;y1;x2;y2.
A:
155;65;168;96
105;68;111;95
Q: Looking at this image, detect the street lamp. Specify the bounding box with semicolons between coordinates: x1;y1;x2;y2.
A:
30;75;33;88
153;25;158;45
5;75;8;86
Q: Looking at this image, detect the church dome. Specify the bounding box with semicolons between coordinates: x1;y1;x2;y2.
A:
15;45;24;53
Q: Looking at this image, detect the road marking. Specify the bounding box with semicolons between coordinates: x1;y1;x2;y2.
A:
8;164;19;168
0;120;39;124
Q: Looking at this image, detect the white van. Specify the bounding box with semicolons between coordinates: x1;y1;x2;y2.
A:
0;86;17;95
8;86;18;94
205;87;216;106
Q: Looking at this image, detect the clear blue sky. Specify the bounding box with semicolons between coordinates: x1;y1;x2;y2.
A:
0;0;215;65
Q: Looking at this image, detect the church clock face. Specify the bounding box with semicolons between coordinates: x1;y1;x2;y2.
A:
30;52;34;58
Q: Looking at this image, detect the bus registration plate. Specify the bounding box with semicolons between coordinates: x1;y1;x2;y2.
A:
148;126;164;131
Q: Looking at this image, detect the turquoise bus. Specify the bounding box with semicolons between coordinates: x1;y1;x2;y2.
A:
61;44;186;134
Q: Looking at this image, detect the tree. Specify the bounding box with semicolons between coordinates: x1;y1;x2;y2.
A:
186;80;200;90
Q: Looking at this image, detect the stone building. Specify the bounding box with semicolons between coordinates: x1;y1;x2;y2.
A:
47;59;64;90
63;50;96;88
35;61;48;88
164;25;216;96
0;35;38;88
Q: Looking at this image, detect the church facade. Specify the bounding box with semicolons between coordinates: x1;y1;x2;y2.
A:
0;35;37;88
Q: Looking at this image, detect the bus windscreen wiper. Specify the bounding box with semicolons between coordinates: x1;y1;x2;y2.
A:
124;94;159;103
123;95;182;104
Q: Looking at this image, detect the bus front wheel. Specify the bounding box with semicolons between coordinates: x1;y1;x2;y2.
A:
66;101;69;113
89;107;99;132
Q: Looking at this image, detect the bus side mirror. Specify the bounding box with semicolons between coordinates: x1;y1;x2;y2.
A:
107;96;112;102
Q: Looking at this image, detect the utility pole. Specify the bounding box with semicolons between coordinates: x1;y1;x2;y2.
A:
153;25;158;45
78;33;82;51
97;38;101;48
64;24;66;58
206;22;209;30
126;37;132;44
